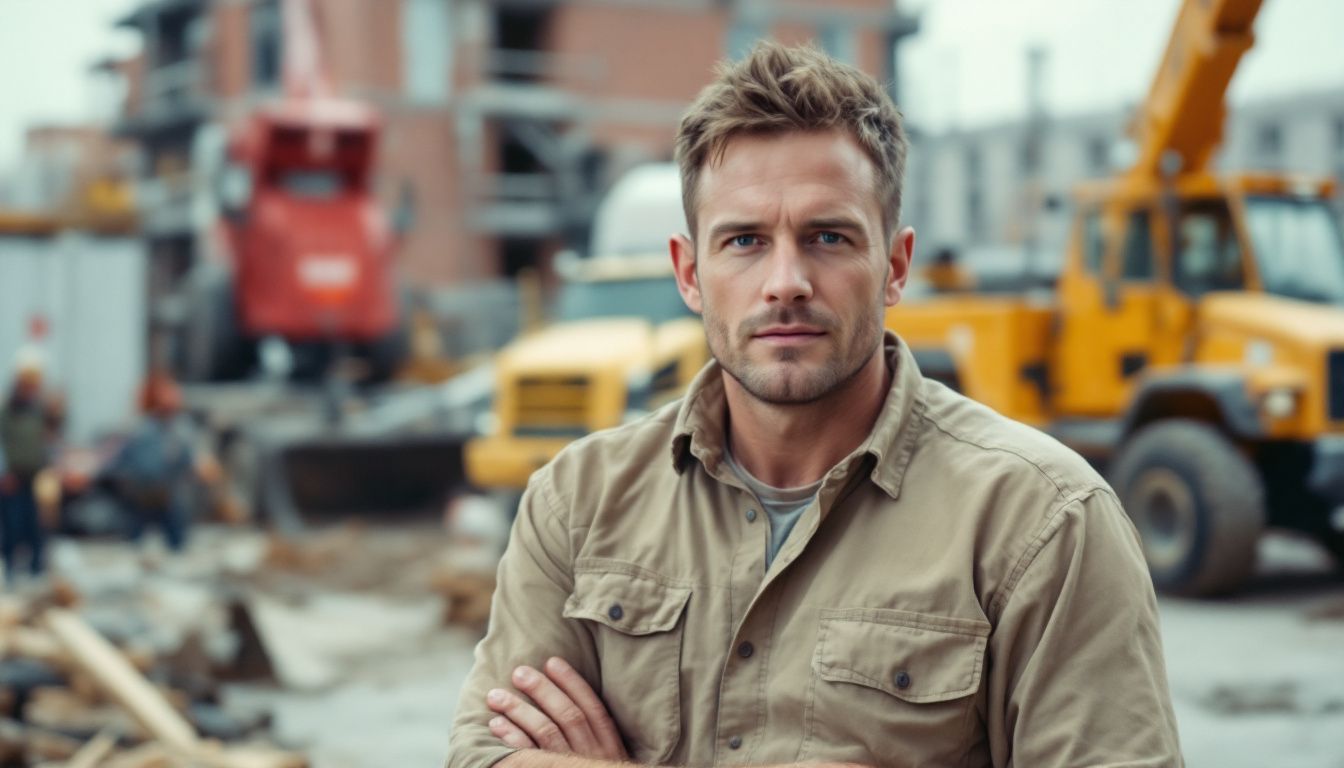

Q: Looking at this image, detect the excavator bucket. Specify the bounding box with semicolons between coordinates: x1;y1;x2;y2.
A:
264;432;468;527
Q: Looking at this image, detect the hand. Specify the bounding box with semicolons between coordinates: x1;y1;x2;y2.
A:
194;453;223;485
486;656;628;761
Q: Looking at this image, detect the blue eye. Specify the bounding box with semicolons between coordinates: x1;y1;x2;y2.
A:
818;231;844;245
731;235;758;248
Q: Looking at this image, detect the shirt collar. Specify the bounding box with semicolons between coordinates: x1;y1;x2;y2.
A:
671;330;926;500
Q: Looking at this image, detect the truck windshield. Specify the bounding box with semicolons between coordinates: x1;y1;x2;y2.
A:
554;276;693;324
1246;196;1344;305
278;169;345;199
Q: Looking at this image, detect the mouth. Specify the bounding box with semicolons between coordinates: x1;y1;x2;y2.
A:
752;326;826;345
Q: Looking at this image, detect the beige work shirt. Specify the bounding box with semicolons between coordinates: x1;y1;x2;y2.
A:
447;333;1181;768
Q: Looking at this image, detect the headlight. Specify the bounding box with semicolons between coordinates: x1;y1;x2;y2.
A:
1261;388;1297;419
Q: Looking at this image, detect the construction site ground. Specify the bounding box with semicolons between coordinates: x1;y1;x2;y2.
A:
26;518;1344;768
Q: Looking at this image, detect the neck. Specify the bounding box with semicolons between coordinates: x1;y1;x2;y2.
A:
723;347;890;488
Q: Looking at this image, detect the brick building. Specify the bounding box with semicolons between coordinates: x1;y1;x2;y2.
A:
108;0;916;308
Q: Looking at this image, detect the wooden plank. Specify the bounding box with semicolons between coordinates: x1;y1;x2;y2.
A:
41;610;199;754
2;627;66;664
65;728;117;768
100;742;171;768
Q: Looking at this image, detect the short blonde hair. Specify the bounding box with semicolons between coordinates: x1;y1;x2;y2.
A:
675;41;909;241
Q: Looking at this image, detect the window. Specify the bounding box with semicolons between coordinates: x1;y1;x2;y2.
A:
1256;122;1283;165
1173;200;1243;295
250;0;282;90
819;22;855;65
1121;210;1153;279
1081;211;1103;274
1246;197;1344;304
1086;137;1109;175
1019;138;1040;175
965;147;985;241
726;18;766;60
403;0;451;103
966;188;984;242
965;146;982;180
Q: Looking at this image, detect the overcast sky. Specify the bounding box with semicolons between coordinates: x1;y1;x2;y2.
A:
899;0;1344;130
1;0;1343;167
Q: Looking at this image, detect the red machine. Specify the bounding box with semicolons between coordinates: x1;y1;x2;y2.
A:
181;0;407;381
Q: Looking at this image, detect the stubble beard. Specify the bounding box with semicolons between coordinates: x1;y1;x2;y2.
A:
704;300;885;406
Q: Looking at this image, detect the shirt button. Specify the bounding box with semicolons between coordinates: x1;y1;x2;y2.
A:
745;508;757;523
608;604;624;621
737;641;754;658
894;670;911;690
728;735;742;750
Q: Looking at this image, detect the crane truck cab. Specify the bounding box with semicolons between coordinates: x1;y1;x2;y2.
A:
890;0;1344;595
181;99;406;382
464;163;707;491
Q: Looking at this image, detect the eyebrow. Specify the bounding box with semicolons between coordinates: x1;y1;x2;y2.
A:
804;216;866;234
705;216;868;244
706;221;761;243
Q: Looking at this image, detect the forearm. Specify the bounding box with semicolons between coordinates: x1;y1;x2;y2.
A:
499;750;869;768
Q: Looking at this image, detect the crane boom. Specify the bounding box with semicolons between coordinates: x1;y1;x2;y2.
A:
282;0;332;99
1126;0;1264;180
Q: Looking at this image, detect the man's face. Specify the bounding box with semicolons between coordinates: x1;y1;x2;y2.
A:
671;130;913;404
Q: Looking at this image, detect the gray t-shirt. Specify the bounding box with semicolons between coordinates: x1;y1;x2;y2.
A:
724;448;823;568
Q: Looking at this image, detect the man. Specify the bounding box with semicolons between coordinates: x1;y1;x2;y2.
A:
107;373;216;553
446;43;1181;768
0;349;56;583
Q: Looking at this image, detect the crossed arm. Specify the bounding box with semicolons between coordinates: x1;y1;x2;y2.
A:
483;656;867;768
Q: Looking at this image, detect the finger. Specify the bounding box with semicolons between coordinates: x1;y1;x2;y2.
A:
486;688;572;753
512;666;601;756
543;657;628;759
489;715;537;750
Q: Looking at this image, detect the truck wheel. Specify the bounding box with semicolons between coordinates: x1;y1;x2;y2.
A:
365;285;413;383
1109;419;1265;596
1318;531;1344;567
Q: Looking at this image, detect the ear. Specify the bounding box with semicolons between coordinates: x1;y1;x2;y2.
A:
671;234;703;314
885;226;915;306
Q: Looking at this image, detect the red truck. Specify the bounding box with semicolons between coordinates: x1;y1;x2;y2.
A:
179;0;407;382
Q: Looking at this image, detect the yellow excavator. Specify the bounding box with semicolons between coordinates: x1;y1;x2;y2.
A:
466;164;708;493
889;0;1344;595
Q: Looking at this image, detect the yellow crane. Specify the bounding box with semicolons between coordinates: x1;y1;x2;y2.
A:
890;0;1344;595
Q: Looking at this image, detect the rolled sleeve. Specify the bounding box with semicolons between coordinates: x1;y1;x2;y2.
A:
445;468;598;768
985;489;1183;768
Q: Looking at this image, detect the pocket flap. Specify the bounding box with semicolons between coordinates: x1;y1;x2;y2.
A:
563;565;692;636
814;609;989;703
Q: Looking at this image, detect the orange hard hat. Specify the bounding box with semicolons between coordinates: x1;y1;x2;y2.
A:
139;373;183;414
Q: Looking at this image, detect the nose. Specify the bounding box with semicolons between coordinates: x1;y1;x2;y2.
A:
761;240;813;305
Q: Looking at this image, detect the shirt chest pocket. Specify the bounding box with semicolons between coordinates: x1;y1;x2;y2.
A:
563;565;692;764
802;608;989;764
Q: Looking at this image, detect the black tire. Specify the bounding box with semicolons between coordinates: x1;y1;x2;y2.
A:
1109;419;1265;597
364;284;413;383
1319;531;1344;567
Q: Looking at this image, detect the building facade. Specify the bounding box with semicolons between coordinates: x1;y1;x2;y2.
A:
905;86;1344;261
107;0;917;312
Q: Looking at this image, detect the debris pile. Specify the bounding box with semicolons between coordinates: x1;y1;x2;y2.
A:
0;583;304;767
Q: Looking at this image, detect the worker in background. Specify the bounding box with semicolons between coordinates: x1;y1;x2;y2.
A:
0;348;57;584
107;373;219;553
